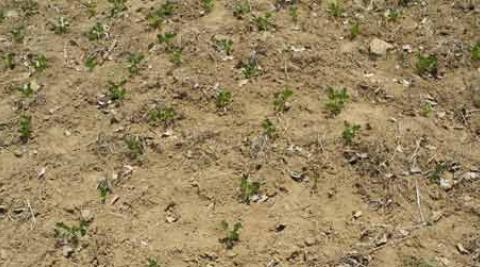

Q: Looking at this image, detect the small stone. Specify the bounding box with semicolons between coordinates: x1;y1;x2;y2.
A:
456;243;469;254
352;210;363;219
304;237;317;246
62;246;74;258
226;251;237;258
375;234;388;246
410;166;422;174
80;209;94;222
275;223;286;232
369;38;394;56
439;178;453;190
432;211;442;222
13;149;23;158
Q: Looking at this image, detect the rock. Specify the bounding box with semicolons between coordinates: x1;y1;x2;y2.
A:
456;243;469;254
375;234;388;246
62;245;74;258
13;149;23;158
274;223;286;232
352;210;363;219
226;251;237;258
304;237;317;246
369;38;393;56
439;178;453;190
410;166;422;175
81;209;94;222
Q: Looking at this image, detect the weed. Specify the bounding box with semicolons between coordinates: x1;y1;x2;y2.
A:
342;122;360;145
471;42;480;61
148;106;177;126
349;21;359;40
216;89;232;109
54;220;88;247
415;54;438;76
428;162;447;183
202;0;214;13
289;5;298;23
262;118;277;139
17;82;34;97
420;102;433;117
254;13;273;31
241;58;259;79
18;115;32;143
86;22;106;41
233;1;251;18
169;48;182;65
325;87;349;116
50;17;69;34
273;88;293;113
220;220;242;249
10;26;25;43
84;55;97;71
146;258;160;267
107;80;126;101
124;135;144;159
127;52;144;74
97;179;111;203
327;0;343;17
108;0;127;17
147;2;175;29
239;174;260;203
214;38;233;55
3;53;15;70
30;54;48;72
385;9;400;21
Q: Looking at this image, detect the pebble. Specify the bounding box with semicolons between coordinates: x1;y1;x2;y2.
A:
81;209;94;222
304;237;317;246
369;38;394;56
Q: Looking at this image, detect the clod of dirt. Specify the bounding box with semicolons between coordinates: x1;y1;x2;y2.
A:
304;237;317;247
13;149;23;158
81;209;94;222
375;234;388;247
352;210;363;219
62;245;74;258
369;38;394;56
289;171;306;182
439;178;453;191
274;223;286;232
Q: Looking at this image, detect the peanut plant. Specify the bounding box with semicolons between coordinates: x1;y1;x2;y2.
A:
325;87;349;116
219;220;242;249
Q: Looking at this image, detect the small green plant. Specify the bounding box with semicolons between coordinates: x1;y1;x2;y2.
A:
50;17;69;34
0;10;5;24
420;102;433;117
147;2;175;29
3;53;15;70
18;115;32;143
10;26;25;43
30;54;48;72
325;87;349;116
146;258;160;267
327;0;343;17
241;58;259;79
127;52;144;74
86;22;106;41
157;32;176;50
169;48;182;65
214;38;233;55
342;122;360;145
385;9;400;21
108;0;127;17
97;179;111;203
349;21;359;40
471;42;480;61
17;82;34;97
254;13;273;31
107;80;127;101
273;88;293;113
428;162;447;183
84;55;97;71
215;89;232;109
220;220;242;249
82;1;97;17
54;220;89;247
233;1;251;18
239;175;260;203
148;106;177;126
289;5;298;23
201;0;214;13
402;256;437;267
124;135;144;159
416;54;438;76
261;118;277;139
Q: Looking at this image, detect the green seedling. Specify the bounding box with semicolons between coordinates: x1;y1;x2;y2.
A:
325;87;349;116
420;102;433;117
289;5;298;23
216;89;232;109
349;21;359;40
214;38;233;55
10;26;25;43
0;10;5;24
86;22;106;41
84;55;97;71
471;42;480;61
97;179;111;203
327;0;343;17
241;58;259;79
428;162;447;183
169;48;182;65
254;13;273;31
273;88;293;113
17;82;34;97
108;0;127;17
239;175;260;203
261;118;277;139
233;1;251;18
148;106;177;126
30;54;48;72
342;122;360;145
127;52;144;74
3;53;15;70
416;54;438;76
50;17;69;34
54;220;88;247
124;135;144;159
385;9;400;21
20;0;39;17
18;115;32;143
147;2;175;29
220;221;242;249
157;32;176;50
146;258;160;267
202;0;214;13
82;1;97;17
107;80;126;101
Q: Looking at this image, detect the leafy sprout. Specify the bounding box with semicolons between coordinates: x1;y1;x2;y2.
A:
254;13;273;31
84;55;97;71
107;80;127;101
233;1;251;18
50;17;69;34
124;135;145;160
325;87;349;116
10;26;25;43
169;48;182;65
97;179;111;203
214;38;233;55
108;0;127;17
428;162;447;183
17;82;34;97
239;175;260;204
201;0;214;13
327;0;343;17
54;220;89;247
349;21;359;40
262;118;277;139
86;22;106;41
219;220;242;249
471;42;480;61
216;89;232;109
3;53;15;70
273;88;293;113
127;52;144;74
147;2;175;29
415;54;438;76
342;122;360;145
241;57;259;79
146;258;160;267
18;115;32;143
289;5;298;23
30;54;48;72
148;106;177;126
